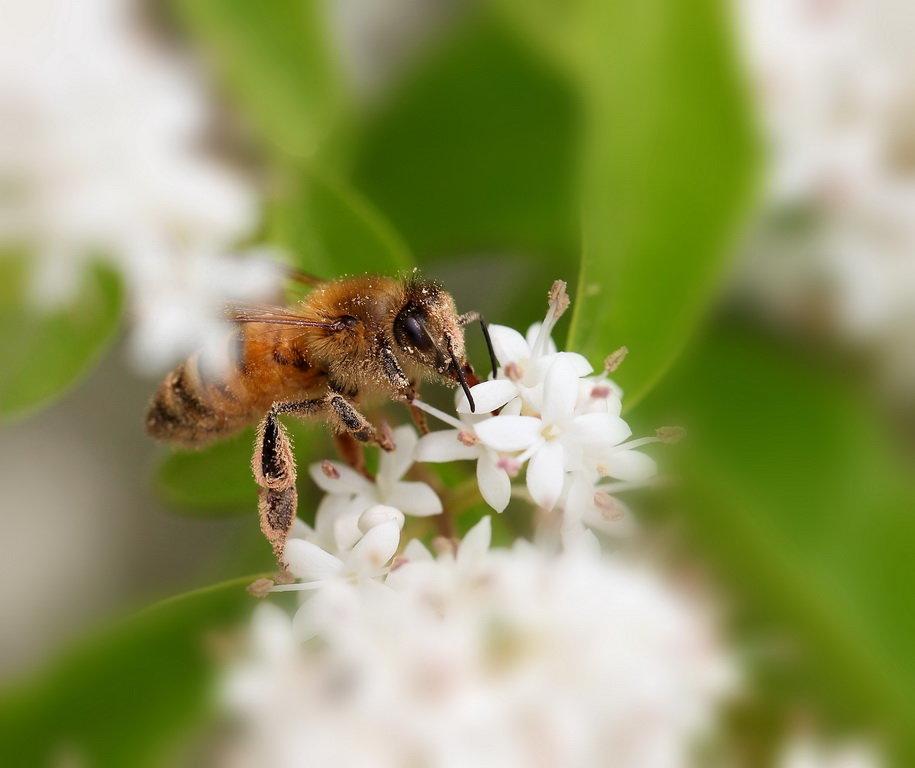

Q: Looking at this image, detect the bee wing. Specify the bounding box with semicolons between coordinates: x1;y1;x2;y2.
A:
226;304;337;330
281;265;325;288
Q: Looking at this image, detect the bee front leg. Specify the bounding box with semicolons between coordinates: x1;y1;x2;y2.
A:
326;393;395;452
252;399;323;565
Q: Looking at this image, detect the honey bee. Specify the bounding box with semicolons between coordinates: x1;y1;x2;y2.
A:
146;272;495;563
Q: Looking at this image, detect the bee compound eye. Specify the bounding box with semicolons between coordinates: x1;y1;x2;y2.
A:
403;314;427;348
395;307;434;353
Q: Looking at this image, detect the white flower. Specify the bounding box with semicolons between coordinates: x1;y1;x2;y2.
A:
415;396;513;513
282;506;403;585
224;519;734;768
308;425;441;552
456;281;592;416
0;0;281;372
474;356;633;510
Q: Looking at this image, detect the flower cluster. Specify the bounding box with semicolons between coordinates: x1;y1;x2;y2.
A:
736;0;915;387
414;281;670;541
0;0;281;372
225;518;733;768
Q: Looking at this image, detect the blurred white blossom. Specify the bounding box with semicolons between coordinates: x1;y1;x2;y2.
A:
0;0;281;372
737;0;915;387
224;518;733;768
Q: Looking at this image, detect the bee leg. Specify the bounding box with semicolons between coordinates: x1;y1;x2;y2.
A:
326;393;396;452
251;399;322;565
334;432;369;477
406;381;429;435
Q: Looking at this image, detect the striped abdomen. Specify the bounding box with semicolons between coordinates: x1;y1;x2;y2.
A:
146;327;326;448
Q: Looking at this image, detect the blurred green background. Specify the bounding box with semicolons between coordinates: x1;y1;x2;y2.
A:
1;1;914;765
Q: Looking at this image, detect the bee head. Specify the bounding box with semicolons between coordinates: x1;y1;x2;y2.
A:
393;280;476;405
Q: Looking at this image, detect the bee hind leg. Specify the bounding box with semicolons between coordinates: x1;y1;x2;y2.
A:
252;399;323;565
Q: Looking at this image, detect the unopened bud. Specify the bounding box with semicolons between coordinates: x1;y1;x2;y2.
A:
321;460;340;479
656;426;686;444
603;346;629;373
548;280;570;319
246;577;274;599
359;504;405;533
458;430;479;447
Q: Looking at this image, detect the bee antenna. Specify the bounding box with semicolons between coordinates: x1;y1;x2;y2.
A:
478;318;498;379
445;335;475;413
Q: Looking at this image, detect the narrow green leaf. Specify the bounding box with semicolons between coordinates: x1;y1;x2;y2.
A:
0;577;258;768
270;167;414;277
640;325;915;759
0;257;122;422
171;0;342;158
567;0;758;406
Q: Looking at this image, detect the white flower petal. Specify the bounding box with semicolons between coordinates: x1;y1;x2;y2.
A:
456;378;518;414
457;516;491;566
385;481;443;517
284;538;345;581
569;413;632;446
358;504;405;532
529;351;593;382
476;453;511;513
600;449;657;482
488;324;530;366
542;357;581;425
401;538;433;563
347;521;401;576
474;415;542;452
416;429;480;462
527;441;565;510
249;602;295;659
314;493;362;552
308;461;371;495
378;425;418;481
499;396;523;416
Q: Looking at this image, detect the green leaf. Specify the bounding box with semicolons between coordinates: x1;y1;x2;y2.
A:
640;325;915;759
350;13;579;272
157;420;321;515
0;577;258;768
567;0;758;406
0;257;123;422
171;0;342;158
270;168;413;277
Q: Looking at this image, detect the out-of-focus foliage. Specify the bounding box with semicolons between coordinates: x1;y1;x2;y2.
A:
567;0;757;407
0;577;256;768
0;258;122;422
350;15;578;263
270;168;413;277
171;0;342;158
640;324;915;761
